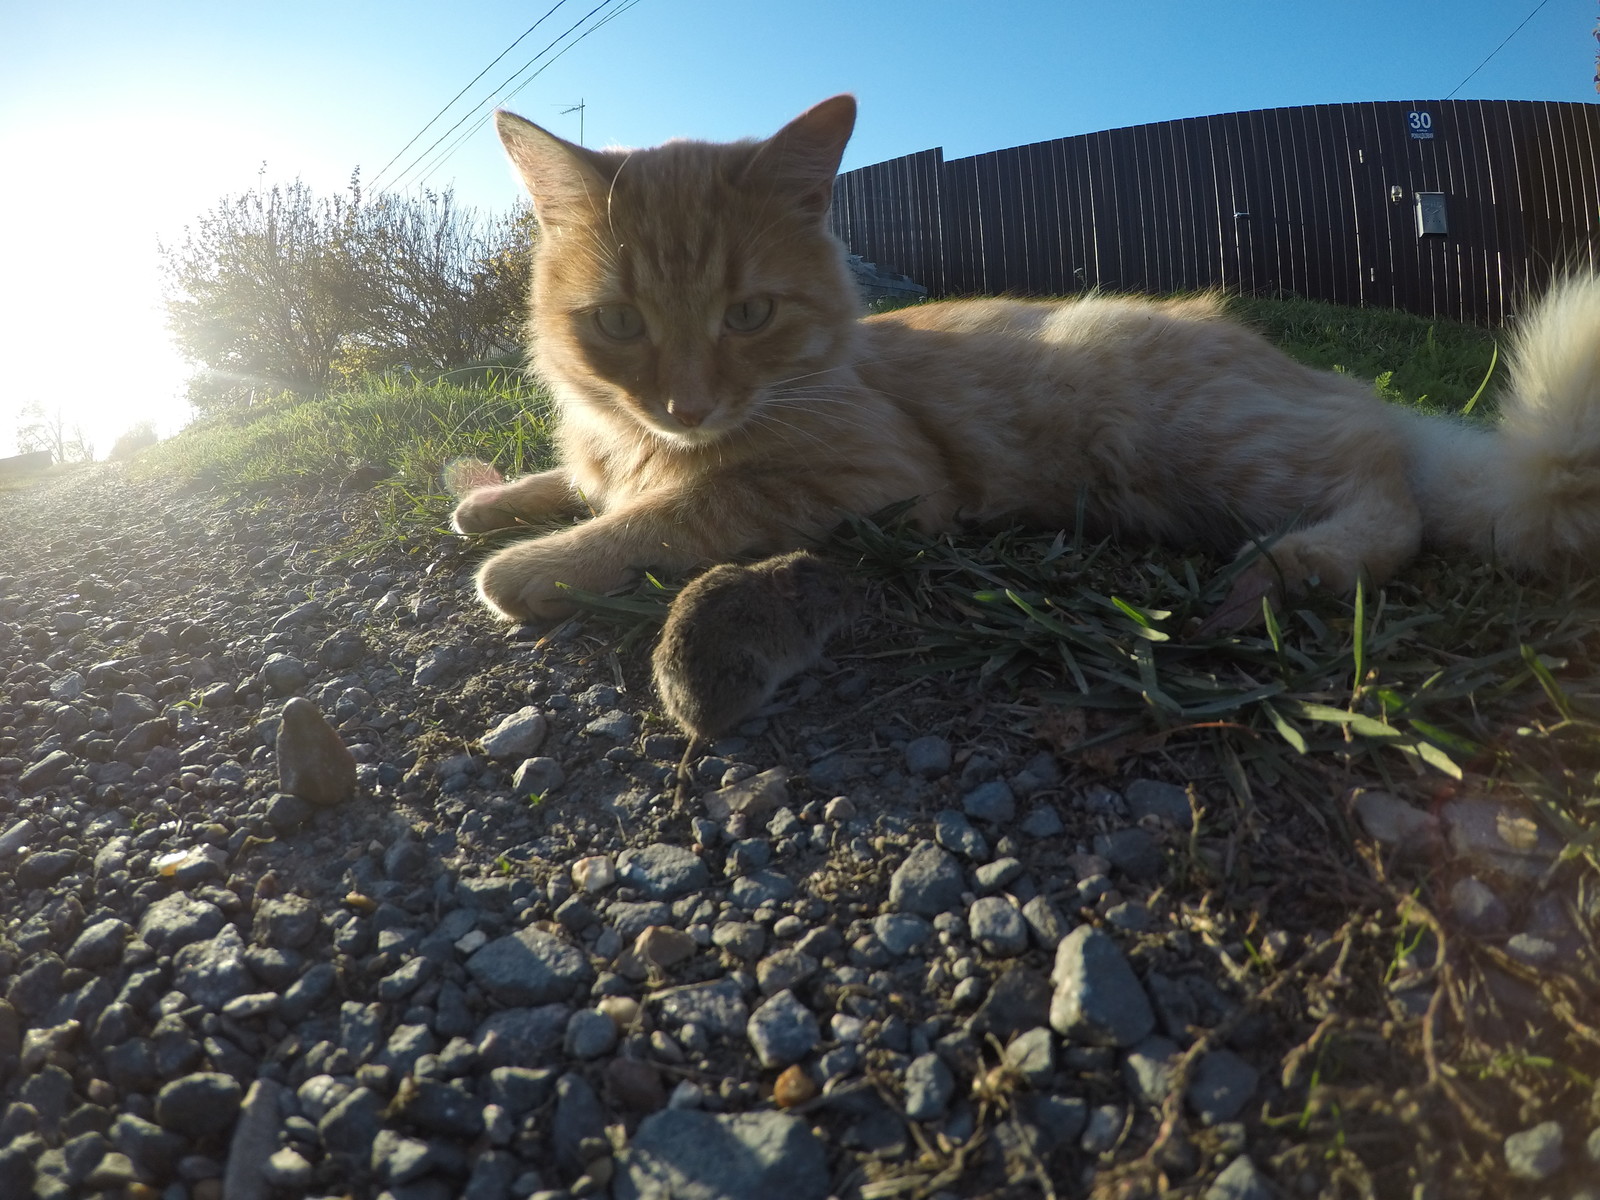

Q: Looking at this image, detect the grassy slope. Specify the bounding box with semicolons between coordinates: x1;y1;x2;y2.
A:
138;297;1600;1191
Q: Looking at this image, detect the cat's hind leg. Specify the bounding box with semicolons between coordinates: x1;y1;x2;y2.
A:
1199;483;1422;634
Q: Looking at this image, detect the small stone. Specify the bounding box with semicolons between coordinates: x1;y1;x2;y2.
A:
903;1053;954;1120
1004;1027;1055;1087
1353;789;1442;855
261;653;310;694
654;978;749;1037
1442;799;1561;878
1049;926;1155;1047
962;780;1016;823
889;841;965;916
618;844;710;900
756;948;819;996
467;929;592;1005
934;810;988;860
969;896;1029;957
634;926;698;969
1205;1155;1275;1200
616;1109;828;1200
1186;1050;1258;1124
572;855;617;893
511;757;565;799
155;1074;242;1138
221;1079;282;1200
746;990;820;1068
1124;1035;1181;1104
904;736;953;779
276;697;357;806
1125;779;1193;827
1021;896;1071;950
20;750;74;789
481;707;549;759
1092;828;1163;880
607;1058;666;1112
871;914;932;957
565;1010;620;1059
1018;805;1065;838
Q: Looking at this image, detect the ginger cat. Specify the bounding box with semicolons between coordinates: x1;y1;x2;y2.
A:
453;95;1600;629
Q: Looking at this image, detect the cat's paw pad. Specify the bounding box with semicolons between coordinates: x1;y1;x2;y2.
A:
475;548;581;623
451;485;522;534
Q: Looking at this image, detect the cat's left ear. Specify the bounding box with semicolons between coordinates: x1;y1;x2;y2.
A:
495;110;613;226
745;94;857;217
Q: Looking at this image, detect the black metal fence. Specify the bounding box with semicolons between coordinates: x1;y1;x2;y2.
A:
830;100;1600;325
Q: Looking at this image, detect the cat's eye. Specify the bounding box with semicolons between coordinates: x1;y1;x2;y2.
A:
593;304;646;342
724;297;774;334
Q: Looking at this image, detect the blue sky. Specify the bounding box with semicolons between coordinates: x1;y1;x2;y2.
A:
0;0;1593;455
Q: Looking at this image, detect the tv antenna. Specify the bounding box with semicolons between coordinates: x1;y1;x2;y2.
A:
557;100;585;145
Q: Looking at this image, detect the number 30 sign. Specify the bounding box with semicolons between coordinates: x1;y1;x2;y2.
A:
1408;111;1434;139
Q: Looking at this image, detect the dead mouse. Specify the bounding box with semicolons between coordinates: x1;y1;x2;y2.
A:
652;550;859;746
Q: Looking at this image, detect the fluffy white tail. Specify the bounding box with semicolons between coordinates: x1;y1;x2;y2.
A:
1406;273;1600;571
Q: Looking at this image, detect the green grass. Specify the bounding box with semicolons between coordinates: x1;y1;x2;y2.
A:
133;367;556;546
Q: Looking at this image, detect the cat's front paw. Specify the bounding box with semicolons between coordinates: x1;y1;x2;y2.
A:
451;485;522;534
475;538;630;623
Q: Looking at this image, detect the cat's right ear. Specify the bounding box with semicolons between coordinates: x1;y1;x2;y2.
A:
495;111;611;225
746;94;857;217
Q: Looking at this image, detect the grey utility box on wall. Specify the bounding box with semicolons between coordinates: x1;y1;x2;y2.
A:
1415;192;1448;236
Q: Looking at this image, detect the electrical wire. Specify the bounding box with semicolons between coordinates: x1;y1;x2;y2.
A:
370;0;570;191
1445;0;1554;100
406;0;646;190
384;0;629;193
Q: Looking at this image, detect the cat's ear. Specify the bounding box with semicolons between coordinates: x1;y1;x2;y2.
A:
495;110;612;225
745;94;857;217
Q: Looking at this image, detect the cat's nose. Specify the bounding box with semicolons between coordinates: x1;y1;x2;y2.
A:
666;398;708;428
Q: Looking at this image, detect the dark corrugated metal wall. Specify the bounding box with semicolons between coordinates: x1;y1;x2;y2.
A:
829;100;1600;324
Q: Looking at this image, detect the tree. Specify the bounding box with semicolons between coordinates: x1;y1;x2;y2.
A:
14;401;93;463
161;171;369;410
161;172;534;411
341;192;533;376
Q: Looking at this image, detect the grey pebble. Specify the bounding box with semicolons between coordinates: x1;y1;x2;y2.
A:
616;1109;829;1200
903;1052;955;1120
221;1078;283;1200
1449;877;1508;935
511;757;565;799
1018;805;1065;838
889;841;965;917
1049;926;1156;1047
973;857;1024;893
1124;1034;1181;1104
583;709;638;740
467;928;592;1005
1004;1027;1055;1086
171;925;254;1009
1206;1155;1275;1200
1093;827;1164;880
872;913;932;957
1187;1049;1259;1124
1505;1119;1564;1181
276;696;357;806
138;893;226;955
481;707;548;759
904;735;953;779
1021;895;1070;949
962;779;1016;823
968;896;1029;957
1080;1103;1123;1154
1125;778;1193;827
564;1009;619;1059
934;810;989;860
154;1072;242;1138
618;843;710;900
747;989;821;1067
655;978;749;1037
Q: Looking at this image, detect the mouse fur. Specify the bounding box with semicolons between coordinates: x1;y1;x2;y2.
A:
652;551;858;742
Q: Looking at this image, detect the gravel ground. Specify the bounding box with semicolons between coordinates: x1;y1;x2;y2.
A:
0;465;1591;1200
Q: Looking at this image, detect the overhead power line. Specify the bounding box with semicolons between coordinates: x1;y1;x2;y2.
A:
385;0;642;193
1445;0;1554;99
370;0;571;191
